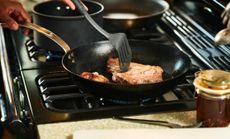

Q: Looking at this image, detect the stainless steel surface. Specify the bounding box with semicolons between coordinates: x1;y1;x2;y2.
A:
73;0;132;72
0;26;36;138
0;26;19;123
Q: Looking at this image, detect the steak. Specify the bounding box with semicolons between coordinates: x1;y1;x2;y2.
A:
107;58;163;84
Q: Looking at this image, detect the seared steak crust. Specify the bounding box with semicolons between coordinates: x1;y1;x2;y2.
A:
107;58;163;84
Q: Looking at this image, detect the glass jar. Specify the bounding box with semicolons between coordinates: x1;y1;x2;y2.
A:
193;70;230;127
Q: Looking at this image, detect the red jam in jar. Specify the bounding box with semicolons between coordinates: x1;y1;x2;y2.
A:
193;70;230;127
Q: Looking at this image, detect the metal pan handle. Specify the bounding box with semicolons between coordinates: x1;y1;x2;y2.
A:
0;22;71;53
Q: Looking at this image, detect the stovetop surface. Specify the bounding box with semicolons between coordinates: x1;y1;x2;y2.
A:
3;0;229;125
8;24;199;124
9;29;198;124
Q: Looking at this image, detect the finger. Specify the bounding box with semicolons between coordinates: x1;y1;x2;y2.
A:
17;16;24;22
12;12;31;35
10;14;30;35
63;0;76;10
226;3;230;11
223;10;230;25
14;12;25;22
222;15;228;25
221;10;226;19
1;15;19;30
14;4;31;23
0;22;8;28
228;19;230;28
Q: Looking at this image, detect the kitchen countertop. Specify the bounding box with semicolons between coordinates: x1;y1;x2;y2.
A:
37;111;198;139
37;110;230;139
38;110;230;139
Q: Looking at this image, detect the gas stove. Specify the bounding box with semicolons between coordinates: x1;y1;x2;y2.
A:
0;0;229;138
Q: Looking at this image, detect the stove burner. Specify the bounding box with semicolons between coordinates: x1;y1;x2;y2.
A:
25;39;64;62
46;51;64;61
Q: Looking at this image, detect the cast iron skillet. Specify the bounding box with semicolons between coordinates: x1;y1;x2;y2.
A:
95;0;170;32
61;40;191;100
20;22;190;101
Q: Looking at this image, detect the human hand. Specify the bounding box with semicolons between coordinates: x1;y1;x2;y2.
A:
62;0;76;10
0;0;31;34
221;2;230;28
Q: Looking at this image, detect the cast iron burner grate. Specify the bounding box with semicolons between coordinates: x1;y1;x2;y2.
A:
37;65;199;114
162;10;230;70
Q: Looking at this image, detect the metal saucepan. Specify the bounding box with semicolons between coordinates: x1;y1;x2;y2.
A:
95;0;170;32
16;22;191;101
32;0;104;52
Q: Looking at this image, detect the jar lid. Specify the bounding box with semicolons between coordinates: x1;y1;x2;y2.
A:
193;70;230;95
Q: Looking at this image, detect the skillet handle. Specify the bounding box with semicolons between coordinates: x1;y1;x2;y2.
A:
0;22;71;53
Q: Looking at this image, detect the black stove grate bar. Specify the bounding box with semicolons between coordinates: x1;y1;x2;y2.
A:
43;93;94;103
173;84;195;100
162;10;230;70
38;72;101;112
44;96;98;112
210;56;229;69
42;90;99;112
40;85;79;95
38;72;74;86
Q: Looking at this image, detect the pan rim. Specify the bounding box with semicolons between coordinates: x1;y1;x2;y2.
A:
102;0;170;20
32;0;104;20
